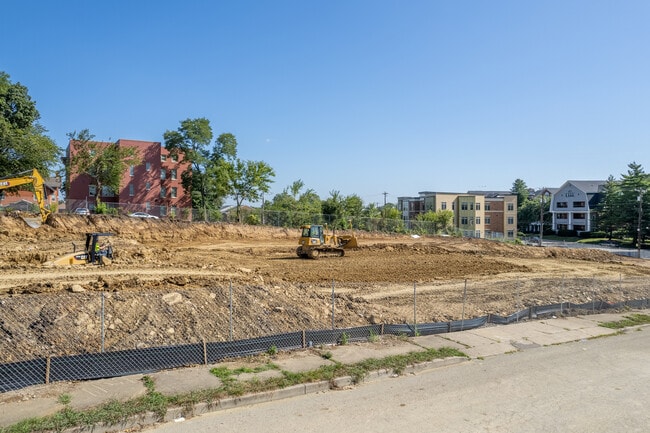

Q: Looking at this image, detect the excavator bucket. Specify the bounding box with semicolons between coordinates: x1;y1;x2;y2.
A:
21;217;42;228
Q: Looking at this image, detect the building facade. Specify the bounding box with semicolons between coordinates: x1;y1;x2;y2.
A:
550;180;606;233
66;139;191;217
397;191;517;239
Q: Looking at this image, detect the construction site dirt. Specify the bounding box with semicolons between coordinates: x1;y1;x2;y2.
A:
1;213;649;363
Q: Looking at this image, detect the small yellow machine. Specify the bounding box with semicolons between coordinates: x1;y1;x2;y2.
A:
296;224;358;259
49;233;114;266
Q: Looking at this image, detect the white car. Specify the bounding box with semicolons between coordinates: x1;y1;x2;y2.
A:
128;212;159;219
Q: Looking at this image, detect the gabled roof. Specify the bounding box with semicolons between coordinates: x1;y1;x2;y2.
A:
562;180;606;194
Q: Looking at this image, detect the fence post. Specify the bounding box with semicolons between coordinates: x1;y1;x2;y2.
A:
229;280;233;341
461;279;467;331
331;280;335;330
203;339;208;365
45;356;51;385
413;282;417;335
101;292;105;353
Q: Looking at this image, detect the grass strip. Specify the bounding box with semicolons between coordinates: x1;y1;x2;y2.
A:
599;313;650;329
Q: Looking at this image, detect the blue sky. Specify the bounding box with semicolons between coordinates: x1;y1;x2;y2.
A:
3;1;649;206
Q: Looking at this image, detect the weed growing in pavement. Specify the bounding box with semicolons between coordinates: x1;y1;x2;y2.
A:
368;329;379;343
600;313;650;329
57;393;71;405
0;347;466;433
267;345;278;356
339;332;350;345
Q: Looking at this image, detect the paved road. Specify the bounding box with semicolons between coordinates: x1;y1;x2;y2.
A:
147;331;649;433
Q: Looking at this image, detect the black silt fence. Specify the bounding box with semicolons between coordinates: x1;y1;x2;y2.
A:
1;299;647;393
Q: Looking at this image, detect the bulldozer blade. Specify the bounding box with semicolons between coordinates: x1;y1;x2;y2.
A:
339;235;358;249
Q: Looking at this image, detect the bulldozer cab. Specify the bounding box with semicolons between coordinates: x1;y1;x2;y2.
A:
84;232;114;264
302;225;325;244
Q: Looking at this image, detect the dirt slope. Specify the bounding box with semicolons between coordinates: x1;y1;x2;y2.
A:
1;214;649;362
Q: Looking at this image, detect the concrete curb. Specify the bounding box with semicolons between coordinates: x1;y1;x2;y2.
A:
61;356;468;433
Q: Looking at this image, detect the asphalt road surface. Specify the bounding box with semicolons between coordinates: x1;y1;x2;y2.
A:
147;330;649;433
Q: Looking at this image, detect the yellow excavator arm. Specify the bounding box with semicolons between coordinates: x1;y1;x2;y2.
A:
0;169;51;223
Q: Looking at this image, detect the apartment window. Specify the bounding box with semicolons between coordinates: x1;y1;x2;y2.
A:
170;206;177;217
160;206;167;216
475;230;481;238
476;217;481;224
485;203;491;211
573;201;585;208
461;216;468;225
129;184;134;196
452;202;455;210
574;224;586;231
485;216;491;224
145;201;151;211
557;202;568;208
470;203;474;210
161;154;167;162
507;217;514;224
171;154;178;162
171;169;177;180
171;187;177;198
566;190;574;197
507;230;514;238
476;203;480;210
88;185;96;197
146;162;151;171
160;169;166;180
129;165;134;176
101;186;114;197
574;213;586;219
557;213;568;219
461;202;468;210
507;203;514;211
145;182;151;191
160;186;166;198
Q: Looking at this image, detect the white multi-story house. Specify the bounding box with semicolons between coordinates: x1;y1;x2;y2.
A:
550;180;606;234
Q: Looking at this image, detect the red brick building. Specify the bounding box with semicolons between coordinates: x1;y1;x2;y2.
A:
66;139;191;218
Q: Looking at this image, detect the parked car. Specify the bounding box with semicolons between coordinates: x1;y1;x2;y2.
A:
73;207;90;215
128;212;159;219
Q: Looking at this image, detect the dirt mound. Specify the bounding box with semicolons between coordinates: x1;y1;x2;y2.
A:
1;214;649;362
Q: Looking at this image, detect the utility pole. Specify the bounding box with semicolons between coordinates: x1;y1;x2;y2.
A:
638;192;643;259
539;189;545;247
382;192;388;218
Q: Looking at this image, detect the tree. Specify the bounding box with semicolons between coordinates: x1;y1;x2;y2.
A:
416;209;454;234
164;118;214;220
618;162;650;245
594;175;622;239
267;180;322;227
510;179;529;208
0;71;60;178
66;129;141;208
223;159;275;223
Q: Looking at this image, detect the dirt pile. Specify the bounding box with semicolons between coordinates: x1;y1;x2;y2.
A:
0;214;649;362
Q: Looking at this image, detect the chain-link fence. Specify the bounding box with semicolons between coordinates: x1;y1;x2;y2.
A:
1;276;649;392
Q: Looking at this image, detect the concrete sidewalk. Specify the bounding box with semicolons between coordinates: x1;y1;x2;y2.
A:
0;312;641;430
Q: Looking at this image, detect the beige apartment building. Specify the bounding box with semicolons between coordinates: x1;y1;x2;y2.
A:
397;191;518;239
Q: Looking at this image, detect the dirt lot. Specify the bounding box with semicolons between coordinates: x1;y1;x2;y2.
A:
1;213;649;362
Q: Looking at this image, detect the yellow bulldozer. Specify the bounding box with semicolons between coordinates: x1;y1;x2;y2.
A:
48;232;115;266
296;224;358;259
